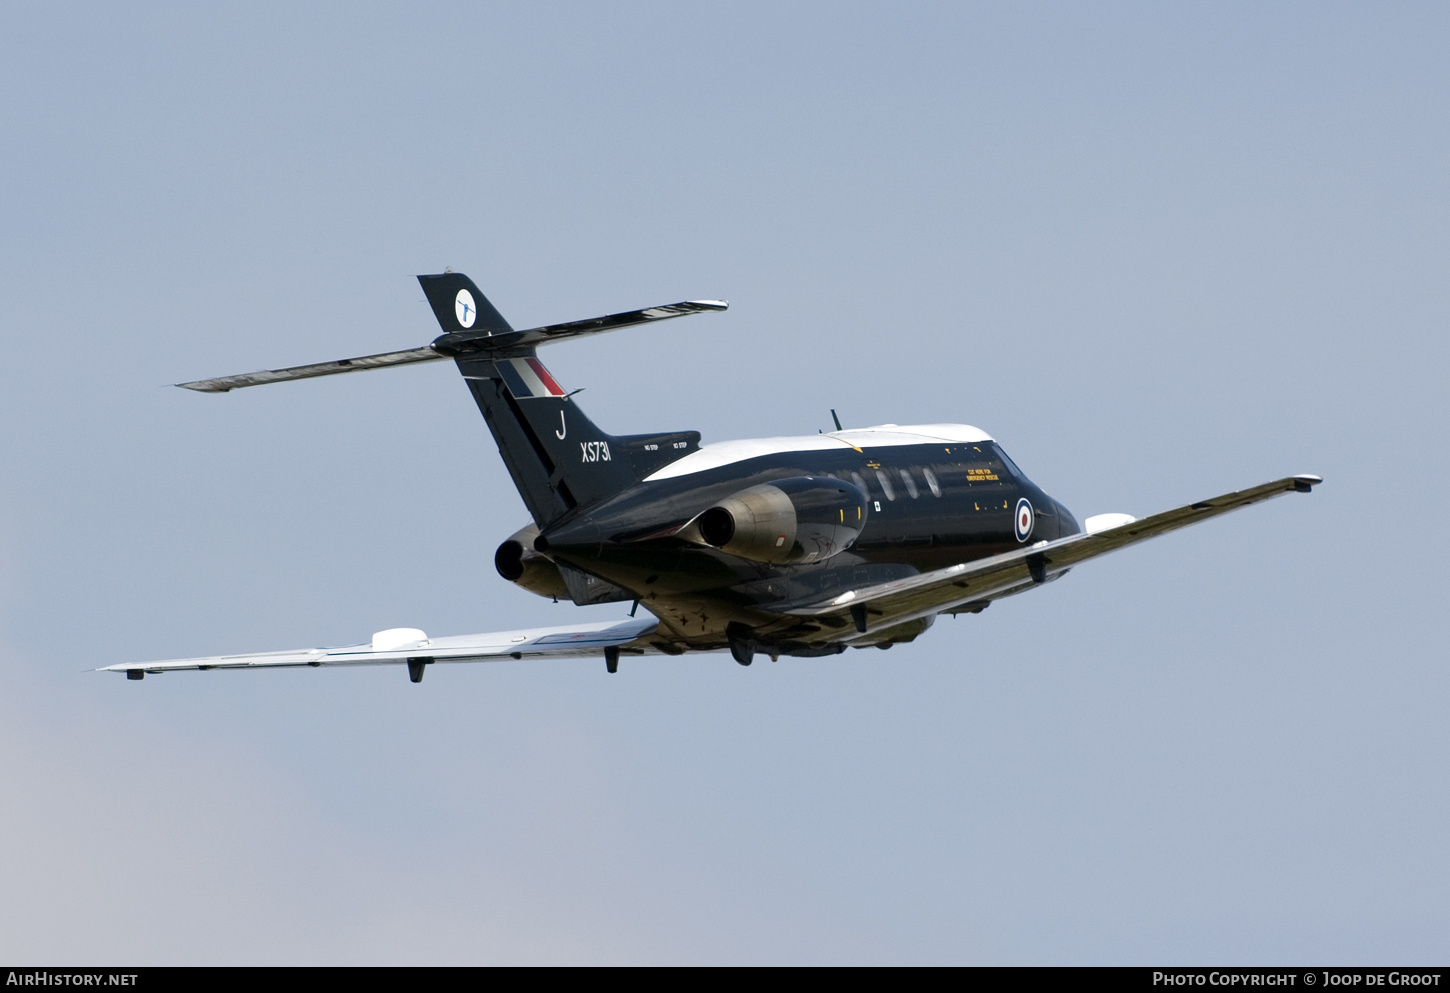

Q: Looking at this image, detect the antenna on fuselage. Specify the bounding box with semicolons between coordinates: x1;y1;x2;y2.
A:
830;409;843;431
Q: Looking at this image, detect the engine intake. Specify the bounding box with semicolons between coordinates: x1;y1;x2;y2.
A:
692;476;868;564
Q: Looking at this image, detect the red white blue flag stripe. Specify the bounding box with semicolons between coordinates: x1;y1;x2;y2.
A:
495;357;567;399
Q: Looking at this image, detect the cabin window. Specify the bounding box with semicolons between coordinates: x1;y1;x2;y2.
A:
874;469;895;501
922;467;942;497
899;468;919;499
850;471;869;496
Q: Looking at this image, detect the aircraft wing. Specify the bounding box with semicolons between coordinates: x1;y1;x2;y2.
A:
780;474;1322;638
100;617;663;679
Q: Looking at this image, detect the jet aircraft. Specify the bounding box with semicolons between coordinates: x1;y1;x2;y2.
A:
104;272;1320;681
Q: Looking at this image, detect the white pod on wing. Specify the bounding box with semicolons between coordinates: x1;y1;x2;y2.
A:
1084;512;1136;534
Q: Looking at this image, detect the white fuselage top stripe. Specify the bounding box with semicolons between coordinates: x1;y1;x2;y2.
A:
644;423;995;481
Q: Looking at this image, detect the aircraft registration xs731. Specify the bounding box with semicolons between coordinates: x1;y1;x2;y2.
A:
105;272;1320;681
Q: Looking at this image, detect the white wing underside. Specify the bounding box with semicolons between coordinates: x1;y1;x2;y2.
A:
100;617;666;675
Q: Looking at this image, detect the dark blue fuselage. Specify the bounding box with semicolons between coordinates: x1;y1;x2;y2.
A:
541;438;1078;615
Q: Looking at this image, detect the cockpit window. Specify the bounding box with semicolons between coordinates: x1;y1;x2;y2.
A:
958;448;1004;484
993;444;1025;480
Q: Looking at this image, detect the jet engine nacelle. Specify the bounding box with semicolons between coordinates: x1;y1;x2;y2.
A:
693;476;868;564
495;524;571;600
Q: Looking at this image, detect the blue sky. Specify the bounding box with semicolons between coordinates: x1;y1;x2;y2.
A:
1;2;1446;964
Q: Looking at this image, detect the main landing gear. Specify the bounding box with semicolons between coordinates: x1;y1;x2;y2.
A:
726;622;755;666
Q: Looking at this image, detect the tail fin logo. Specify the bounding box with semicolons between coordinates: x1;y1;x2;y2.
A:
455;289;477;329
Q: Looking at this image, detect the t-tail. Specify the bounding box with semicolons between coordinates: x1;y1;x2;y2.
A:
175;271;728;528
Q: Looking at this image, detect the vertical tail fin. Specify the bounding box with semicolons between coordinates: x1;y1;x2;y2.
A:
417;273;700;527
417;271;513;336
458;352;639;524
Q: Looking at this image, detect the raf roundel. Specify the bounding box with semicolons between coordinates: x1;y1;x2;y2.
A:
1014;497;1034;542
455;288;477;329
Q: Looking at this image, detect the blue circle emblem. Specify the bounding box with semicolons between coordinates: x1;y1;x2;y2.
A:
1014;497;1034;542
455;288;477;329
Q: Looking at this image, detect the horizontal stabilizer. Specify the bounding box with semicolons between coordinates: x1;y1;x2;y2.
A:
432;299;727;355
176;300;726;393
177;346;445;393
